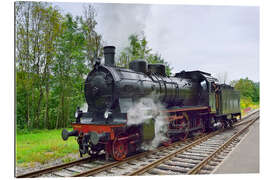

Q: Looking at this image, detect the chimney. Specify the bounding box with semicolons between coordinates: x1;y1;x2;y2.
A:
104;46;115;66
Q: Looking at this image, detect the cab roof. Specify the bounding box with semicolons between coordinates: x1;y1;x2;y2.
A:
175;70;218;83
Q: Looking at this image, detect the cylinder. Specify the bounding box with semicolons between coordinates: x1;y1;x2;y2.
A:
104;46;115;66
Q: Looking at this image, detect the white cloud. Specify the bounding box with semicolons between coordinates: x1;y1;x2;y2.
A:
144;5;259;82
52;2;259;82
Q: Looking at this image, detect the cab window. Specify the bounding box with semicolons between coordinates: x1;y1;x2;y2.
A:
200;80;208;91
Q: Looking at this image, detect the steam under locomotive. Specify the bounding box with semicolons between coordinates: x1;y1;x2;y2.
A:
62;46;241;161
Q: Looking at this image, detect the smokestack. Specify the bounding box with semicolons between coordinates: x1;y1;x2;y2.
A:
104;46;115;66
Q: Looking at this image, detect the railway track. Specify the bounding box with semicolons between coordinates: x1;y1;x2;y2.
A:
16;136;198;177
129;115;259;175
16;156;96;178
16;110;259;177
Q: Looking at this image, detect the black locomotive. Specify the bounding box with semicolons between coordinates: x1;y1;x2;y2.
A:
62;46;241;160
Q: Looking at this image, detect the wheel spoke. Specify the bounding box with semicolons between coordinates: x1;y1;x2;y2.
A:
112;135;128;161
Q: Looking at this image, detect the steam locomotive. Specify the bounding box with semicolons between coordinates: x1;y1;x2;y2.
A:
62;46;241;160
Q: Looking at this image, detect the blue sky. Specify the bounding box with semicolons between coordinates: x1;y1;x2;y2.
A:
52;2;259;83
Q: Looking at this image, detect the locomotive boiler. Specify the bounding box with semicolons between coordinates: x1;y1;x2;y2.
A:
62;46;241;160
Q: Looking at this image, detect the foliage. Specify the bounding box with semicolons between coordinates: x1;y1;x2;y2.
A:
240;97;259;115
80;5;103;67
230;77;260;114
240;97;253;109
15;3;174;131
232;78;259;103
15;2;103;129
117;33;173;75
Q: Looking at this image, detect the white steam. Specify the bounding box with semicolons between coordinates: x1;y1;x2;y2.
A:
80;96;169;150
81;103;88;112
78;103;93;123
127;97;169;150
94;3;151;52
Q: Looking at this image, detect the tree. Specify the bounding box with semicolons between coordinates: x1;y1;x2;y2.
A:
80;4;103;68
253;82;260;102
233;78;259;103
16;2;104;130
42;6;63;128
53;14;87;128
16;1;33;128
118;33;172;75
16;1;50;128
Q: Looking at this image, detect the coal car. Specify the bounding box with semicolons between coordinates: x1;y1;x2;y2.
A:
62;46;241;160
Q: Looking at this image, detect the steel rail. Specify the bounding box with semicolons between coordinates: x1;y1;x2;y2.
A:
234;118;256;127
16;109;258;178
16;134;199;178
16;157;92;178
127;113;259;176
234;110;259;126
127;131;220;176
72;136;201;177
187;116;259;174
72;151;151;177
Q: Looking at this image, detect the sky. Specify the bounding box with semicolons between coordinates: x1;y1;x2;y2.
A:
52;2;259;83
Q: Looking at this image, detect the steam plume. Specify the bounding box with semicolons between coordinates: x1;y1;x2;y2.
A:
94;3;151;52
81;103;88;112
127;96;169;150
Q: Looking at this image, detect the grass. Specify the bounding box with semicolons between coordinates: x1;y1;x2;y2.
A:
16;128;79;167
